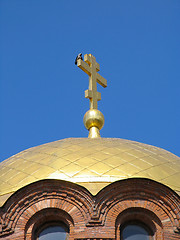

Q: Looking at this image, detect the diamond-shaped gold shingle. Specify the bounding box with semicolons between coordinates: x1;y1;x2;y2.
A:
0;138;180;206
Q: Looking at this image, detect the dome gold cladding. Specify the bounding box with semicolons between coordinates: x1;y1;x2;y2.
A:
0;138;180;206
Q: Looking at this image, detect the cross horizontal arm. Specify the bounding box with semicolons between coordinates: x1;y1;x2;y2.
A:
77;59;91;76
85;90;101;101
96;73;107;88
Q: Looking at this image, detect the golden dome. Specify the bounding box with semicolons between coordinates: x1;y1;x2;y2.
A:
0;138;180;206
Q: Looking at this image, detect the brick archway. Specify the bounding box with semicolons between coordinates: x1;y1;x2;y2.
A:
25;208;73;240
0;178;180;240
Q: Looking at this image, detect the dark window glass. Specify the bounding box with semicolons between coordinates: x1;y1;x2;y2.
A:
122;224;150;240
38;225;67;240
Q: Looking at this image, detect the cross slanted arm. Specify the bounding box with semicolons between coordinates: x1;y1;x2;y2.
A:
77;54;107;109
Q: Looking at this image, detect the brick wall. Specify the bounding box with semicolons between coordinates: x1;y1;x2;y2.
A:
0;178;180;239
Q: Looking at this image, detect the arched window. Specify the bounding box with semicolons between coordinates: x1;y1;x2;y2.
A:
36;222;69;240
121;221;153;240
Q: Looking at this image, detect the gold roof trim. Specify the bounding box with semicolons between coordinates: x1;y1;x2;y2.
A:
0;138;180;206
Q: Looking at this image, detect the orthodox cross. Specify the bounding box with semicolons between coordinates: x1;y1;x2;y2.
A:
77;54;107;109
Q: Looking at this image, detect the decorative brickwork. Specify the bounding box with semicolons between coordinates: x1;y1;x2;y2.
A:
0;178;180;239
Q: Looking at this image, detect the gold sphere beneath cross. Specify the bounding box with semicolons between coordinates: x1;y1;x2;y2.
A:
83;109;104;138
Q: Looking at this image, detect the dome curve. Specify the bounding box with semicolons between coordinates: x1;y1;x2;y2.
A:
0;138;180;206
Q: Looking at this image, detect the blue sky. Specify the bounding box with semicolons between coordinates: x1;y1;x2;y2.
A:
0;0;180;161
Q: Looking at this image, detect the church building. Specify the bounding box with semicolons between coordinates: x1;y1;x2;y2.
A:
0;54;180;240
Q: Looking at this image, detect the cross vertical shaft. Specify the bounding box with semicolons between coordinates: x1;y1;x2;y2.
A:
89;55;98;109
